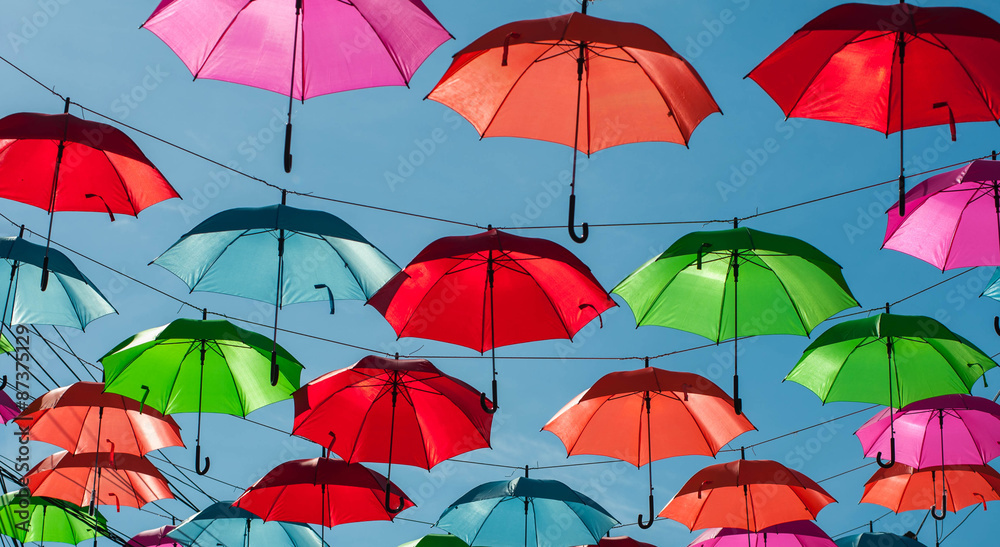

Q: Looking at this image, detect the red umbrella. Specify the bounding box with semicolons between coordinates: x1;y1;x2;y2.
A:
368;227;615;412
24;451;173;512
659;456;835;532
0;101;178;289
544;365;754;528
233;457;413;535
577;537;657;547
293;355;492;512
861;463;1000;518
747;2;1000;216
15;381;184;456
427;2;719;242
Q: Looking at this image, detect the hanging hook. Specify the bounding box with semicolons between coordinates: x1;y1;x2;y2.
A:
195;444;211;475
480;379;498;414
384;485;405;514
568;194;589;243
637;494;654;529
876;437;896;468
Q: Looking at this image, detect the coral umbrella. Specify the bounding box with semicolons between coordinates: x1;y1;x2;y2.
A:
0;493;106;546
0;103;178;288
368;227;614;412
143;0;451;172
659;456;836;533
427;1;719;242
127;525;179;547
613;225;858;414
748;3;1000;216
168;501;328;547
861;463;1000;518
690;521;837;547
293;355;492;513
24;451;173;512
544;365;754;528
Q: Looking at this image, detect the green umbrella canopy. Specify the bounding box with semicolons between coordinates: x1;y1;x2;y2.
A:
398;534;470;547
0;493;106;545
612;227;858;341
785;313;995;408
0;334;11;354
99;318;303;417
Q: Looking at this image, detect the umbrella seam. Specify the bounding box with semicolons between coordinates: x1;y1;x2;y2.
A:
98;149;140;217
478;42;562;143
190;2;257;82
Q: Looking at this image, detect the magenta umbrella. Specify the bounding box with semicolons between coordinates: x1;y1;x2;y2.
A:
689;521;836;547
126;525;178;547
0;390;19;424
883;158;1000;270
143;0;451;172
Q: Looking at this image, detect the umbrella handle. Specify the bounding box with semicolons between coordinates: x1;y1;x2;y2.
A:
0;376;6;390
975;492;987;511
109;492;120;513
876;437;895;468
637;494;654;529
196;445;211;475
568;194;589;244
284;122;293;173
480;379;498;414
270;351;279;387
994;316;1000;337
138;385;150;414
384;484;405;514
932;500;947;521
40;256;50;291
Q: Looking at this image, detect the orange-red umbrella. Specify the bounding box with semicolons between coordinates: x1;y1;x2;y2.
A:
24;451;173;512
861;463;1000;518
660;458;835;532
544;365;754;528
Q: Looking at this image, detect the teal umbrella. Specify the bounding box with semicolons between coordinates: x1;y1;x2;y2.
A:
167;501;328;547
151;197;399;385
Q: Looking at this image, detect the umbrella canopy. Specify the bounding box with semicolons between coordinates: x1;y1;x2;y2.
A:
100;317;302;474
747;3;1000;215
0;236;116;329
127;525;179;547
0;389;19;424
543;366;754;528
152;202;399;385
0;493;106;545
368;227;614;411
861;463;1000;515
659;458;836;531
856;394;1000;468
613;226;857;413
24;451;173;510
834;532;926;547
577;537;656;547
16;381;184;456
427;8;718;242
399;534;470;547
690;521;837;547
233;457;414;527
436;476;619;547
167;501;328;547
984;268;1000;301
883;159;1000;269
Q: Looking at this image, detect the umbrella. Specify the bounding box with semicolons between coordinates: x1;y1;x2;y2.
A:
861;463;1000;518
612;225;858;414
100;317;303;474
151;199;398;386
689;521;837;547
0;389;19;424
24;451;173;512
16;381;184;456
143;0;450;172
1;233;116;330
127;525;179;547
747;3;1000;216
884;158;1000;270
167;501;328;547
436;475;620;547
0;103;178;288
834;532;926;547
543;365;754;528
577;537;656;547
368;227;614;412
659;456;836;533
399;534;470;547
0;493;106;546
292;355;492;512
428;4;719;242
784;311;995;467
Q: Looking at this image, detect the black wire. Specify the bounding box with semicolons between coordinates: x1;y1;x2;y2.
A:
52;326;98;381
29;325;82;382
0;323;54;392
830;511;893;539
940;506;979;543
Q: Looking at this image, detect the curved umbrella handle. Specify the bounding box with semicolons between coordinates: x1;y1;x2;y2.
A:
40;256;49;292
876;437;895;468
931;500;947;521
283;123;293;173
697;480;713;499
637;493;654;529
270;351;279;387
384;484;405;514
480;379;498;414
138;385;150;414
994;316;1000;337
196;445;211;475
975;492;987;511
0;376;6;391
109;492;120;513
568;194;589;244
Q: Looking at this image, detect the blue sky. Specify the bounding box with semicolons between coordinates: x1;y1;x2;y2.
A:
1;0;998;545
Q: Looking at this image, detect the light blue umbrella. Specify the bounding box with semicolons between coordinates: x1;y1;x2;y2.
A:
983;268;1000;301
834;532;926;547
436;476;619;547
167;501;328;547
0;233;116;330
151;198;399;385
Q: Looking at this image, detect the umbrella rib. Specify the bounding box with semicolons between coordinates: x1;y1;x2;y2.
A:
781;29;871;124
510;255;576;341
190;2;257;80
350;5;410;85
714;254;733;344
219;344;250;418
341;386;394;462
934;37;1000;126
939;181;983;270
314;235;374;298
754;254;814;335
630;254;714;330
184;228;257;293
98;149;139;217
479;42;562;139
392;255;483;345
618;47;689;145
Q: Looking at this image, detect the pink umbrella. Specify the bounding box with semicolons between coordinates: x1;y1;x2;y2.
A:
126;525;178;547
857;394;1000;468
883;158;1000;270
143;0;451;172
0;390;19;424
689;521;836;547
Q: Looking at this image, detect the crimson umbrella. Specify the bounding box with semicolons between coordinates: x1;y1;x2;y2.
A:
427;2;719;242
861;463;1000;518
747;2;1000;216
24;451;174;512
544;365;754;528
577;536;656;547
0;102;178;289
293;355;493;512
368;227;615;412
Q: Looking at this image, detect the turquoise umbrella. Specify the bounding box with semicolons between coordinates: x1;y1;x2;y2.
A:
167;501;328;547
151;197;399;385
834;532;926;547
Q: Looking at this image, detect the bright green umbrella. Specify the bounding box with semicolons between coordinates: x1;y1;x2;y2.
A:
398;534;470;547
100;316;303;475
612;224;858;414
785;310;995;467
0;493;106;545
0;334;11;354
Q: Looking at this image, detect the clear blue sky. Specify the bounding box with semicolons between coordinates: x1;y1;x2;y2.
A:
0;0;998;546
